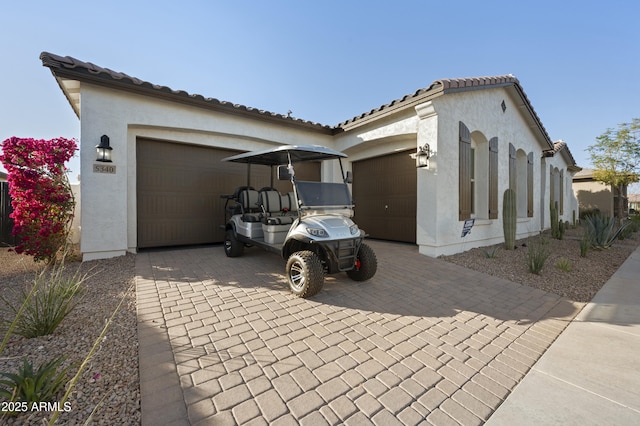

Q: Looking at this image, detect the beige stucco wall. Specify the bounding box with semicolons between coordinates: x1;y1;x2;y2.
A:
79;84;332;260
573;180;613;217
69;184;81;245
413;90;547;256
76;82;579;260
332;86;579;257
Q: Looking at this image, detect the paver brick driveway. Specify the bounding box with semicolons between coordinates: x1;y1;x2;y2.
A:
136;240;582;425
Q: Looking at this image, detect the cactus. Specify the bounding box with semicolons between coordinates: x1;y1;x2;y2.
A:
557;219;565;240
550;201;560;239
503;189;517;250
572;210;577;228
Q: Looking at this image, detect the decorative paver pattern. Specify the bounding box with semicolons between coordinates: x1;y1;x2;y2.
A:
137;240;582;425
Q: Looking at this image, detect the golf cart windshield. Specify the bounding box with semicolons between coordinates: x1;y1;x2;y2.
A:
295;181;353;208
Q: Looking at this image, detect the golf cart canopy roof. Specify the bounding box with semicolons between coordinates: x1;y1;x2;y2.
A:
222;145;347;166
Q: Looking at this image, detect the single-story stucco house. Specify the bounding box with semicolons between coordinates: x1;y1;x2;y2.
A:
630;194;640;214
40;52;579;261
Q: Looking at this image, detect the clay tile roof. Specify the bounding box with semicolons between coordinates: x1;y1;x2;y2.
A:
543;140;579;167
337;74;563;154
40;52;333;133
41;52;570;158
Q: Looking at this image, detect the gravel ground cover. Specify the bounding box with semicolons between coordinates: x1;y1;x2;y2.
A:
0;250;139;425
0;224;636;424
440;226;640;303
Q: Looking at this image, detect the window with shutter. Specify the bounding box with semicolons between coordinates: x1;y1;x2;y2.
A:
527;152;534;217
509;143;516;190
559;169;564;215
488;137;498;219
459;121;471;221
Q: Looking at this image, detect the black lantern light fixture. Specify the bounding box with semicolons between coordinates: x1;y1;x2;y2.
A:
96;135;113;162
411;143;432;168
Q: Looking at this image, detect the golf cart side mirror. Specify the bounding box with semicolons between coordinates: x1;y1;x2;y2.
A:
345;171;353;184
278;165;291;180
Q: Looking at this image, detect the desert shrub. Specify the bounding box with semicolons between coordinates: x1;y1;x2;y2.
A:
482;246;499;259
0;262;86;338
580;208;601;220
580;233;591;257
0;137;77;263
583;214;630;249
619;223;633;240
527;237;550;274
556;257;572;272
0;356;72;413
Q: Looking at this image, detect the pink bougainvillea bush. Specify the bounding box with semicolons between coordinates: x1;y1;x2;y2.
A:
0;137;77;263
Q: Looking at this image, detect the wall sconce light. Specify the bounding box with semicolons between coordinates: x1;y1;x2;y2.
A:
96;135;113;162
411;144;433;168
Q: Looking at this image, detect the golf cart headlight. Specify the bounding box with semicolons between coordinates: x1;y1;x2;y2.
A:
350;224;359;235
307;227;328;237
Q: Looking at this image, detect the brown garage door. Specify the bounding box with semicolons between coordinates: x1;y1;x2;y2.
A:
137;139;320;248
352;150;417;243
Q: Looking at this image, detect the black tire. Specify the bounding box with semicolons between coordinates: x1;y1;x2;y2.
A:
347;243;377;281
286;251;324;298
224;229;244;257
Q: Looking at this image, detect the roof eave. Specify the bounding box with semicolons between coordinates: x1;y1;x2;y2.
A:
337;85;443;131
41;53;334;136
336;78;556;152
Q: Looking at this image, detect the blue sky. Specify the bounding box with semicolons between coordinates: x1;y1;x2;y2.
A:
1;0;639;190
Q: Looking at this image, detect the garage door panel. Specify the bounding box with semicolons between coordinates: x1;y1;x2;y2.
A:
137;139;320;249
137;139;269;248
353;150;416;243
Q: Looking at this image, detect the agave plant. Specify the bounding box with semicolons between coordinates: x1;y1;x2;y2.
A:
0;356;72;411
582;214;630;250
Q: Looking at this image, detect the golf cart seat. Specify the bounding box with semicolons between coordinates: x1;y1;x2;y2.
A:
280;192;298;213
259;190;296;225
237;187;262;222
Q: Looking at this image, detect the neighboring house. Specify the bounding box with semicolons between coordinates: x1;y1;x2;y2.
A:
628;193;639;214
573;168;628;218
0;171;7;182
41;52;579;261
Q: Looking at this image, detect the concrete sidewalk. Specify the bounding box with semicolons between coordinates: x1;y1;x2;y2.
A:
487;245;640;425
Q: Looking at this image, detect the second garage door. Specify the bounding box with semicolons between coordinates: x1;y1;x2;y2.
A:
352;150;417;243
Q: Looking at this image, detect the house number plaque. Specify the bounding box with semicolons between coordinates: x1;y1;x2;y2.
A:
93;164;116;174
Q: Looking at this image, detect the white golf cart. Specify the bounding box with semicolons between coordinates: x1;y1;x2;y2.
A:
220;145;377;298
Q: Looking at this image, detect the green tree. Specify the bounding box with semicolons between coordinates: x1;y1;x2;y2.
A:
587;118;640;219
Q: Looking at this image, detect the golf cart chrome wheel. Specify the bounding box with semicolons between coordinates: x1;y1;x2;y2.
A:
286;251;324;298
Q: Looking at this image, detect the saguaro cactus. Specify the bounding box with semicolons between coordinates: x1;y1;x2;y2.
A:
503;189;517;250
550;201;560;239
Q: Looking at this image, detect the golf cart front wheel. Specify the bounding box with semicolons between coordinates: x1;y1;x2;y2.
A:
347;242;377;281
286;251;324;298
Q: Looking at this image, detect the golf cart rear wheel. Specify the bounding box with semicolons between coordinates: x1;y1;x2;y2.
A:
347;243;377;281
286;251;324;298
224;229;244;257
